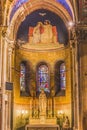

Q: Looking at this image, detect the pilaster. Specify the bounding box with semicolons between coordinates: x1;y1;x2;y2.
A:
1;32;8;130
6;37;15;130
1;28;15;130
70;28;80;130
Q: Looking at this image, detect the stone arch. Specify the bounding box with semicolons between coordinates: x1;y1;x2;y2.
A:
7;0;74;42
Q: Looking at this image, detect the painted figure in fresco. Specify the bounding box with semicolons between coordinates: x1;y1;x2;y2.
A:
39;89;47;115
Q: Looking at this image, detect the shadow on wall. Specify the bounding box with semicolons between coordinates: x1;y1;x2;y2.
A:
16;126;25;130
83;115;87;130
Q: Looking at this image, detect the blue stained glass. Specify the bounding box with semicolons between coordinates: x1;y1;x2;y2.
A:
10;0;28;22
56;0;73;18
20;63;26;92
60;80;66;89
37;65;50;93
60;63;66;90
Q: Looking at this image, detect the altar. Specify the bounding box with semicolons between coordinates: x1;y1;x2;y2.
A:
29;90;56;123
29;117;57;125
25;90;58;129
25;124;60;130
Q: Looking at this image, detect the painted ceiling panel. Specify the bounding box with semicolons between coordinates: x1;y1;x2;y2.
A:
56;0;73;18
10;0;73;22
10;0;28;21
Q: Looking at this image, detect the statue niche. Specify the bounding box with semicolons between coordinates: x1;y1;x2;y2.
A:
28;20;58;44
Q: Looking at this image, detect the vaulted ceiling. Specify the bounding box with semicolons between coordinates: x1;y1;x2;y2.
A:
9;0;74;22
0;0;87;26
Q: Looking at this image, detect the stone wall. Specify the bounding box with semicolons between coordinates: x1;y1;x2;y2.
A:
13;46;72;129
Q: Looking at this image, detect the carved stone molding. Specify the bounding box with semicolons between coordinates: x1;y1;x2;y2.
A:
25;125;59;130
76;29;87;41
0;92;2;110
69;26;87;47
1;27;7;37
70;40;75;49
69;28;78;49
5;36;15;50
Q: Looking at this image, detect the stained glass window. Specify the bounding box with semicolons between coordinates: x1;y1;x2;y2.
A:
37;64;50;93
20;61;30;96
60;63;66;90
20;62;26;93
55;61;66;96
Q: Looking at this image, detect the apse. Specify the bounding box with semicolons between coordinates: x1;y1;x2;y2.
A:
17;9;69;45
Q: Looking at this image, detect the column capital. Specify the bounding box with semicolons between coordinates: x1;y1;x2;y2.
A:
8;43;15;55
71;29;77;42
0;25;8;38
76;29;87;41
5;36;15;52
8;47;13;55
5;36;15;44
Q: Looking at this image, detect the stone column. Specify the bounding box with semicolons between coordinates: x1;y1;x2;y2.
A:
7;40;14;130
2;35;14;130
1;36;8;130
70;41;75;129
75;43;80;130
30;98;32;118
52;97;54;117
70;28;80;130
8;42;14;82
1;25;15;130
51;88;55;117
0;29;3;89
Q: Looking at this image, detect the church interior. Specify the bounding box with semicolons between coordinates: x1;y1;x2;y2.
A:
0;0;87;130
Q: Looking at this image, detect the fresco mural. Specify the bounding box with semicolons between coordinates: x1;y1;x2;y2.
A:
17;9;68;45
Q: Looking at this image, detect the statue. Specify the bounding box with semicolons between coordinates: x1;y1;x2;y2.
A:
39;89;47;116
28;20;58;44
41;20;53;43
63;116;70;128
33;22;43;44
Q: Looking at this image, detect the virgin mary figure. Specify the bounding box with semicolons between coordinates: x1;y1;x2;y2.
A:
39;89;47;116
